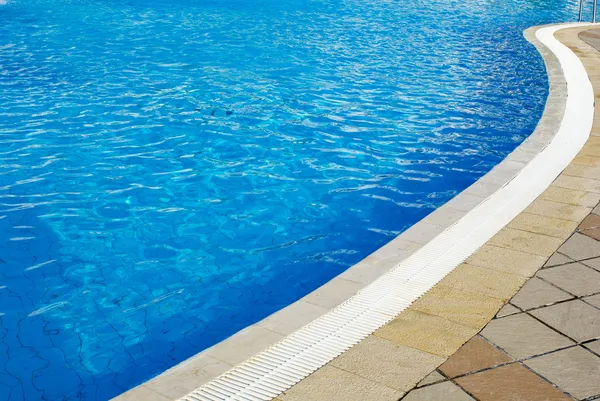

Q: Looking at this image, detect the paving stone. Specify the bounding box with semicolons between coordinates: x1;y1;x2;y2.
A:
572;153;600;167
582;256;600;272
552;175;600;194
409;284;504;330
558;233;600;260
584;293;600;308
204;326;283;366
481;314;573;359
524;199;592;222
438;335;513;378
112;386;171;401
525;346;600;400
530;299;600;342
564;163;600;181
508;213;578;239
416;371;446;388
579;213;600;241
330;335;444;392
594;202;600;215
465;245;546;278
403;382;474;401
543;253;575;267
496;304;520;318
257;301;329;335
455;363;572;401
438;264;527;302
539;186;600;207
537;263;600;296
584;339;600;355
374;309;478;357
278;365;403;401
301;277;363;309
510;277;572;310
488;228;564;257
144;355;232;399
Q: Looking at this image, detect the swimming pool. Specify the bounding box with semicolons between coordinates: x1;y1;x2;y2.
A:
0;0;582;399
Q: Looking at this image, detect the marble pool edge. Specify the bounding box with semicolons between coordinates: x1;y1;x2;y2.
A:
112;22;578;401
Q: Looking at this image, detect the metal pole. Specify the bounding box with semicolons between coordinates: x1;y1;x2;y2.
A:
580;0;585;22
594;0;598;23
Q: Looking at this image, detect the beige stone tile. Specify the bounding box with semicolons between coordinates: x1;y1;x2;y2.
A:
488;228;563;257
508;213;577;239
400;222;446;245
438;335;513;378
582;256;600;272
525;346;600;400
524;199;592;222
539;186;600;207
583;293;600;308
552;175;600;194
530;299;600;342
144;355;232;399
300;277;363;309
278;365;403;401
403;381;474;401
558;232;600;260
579;143;600;157
330;335;444;392
496;304;520;318
564;163;600;181
416;371;446;388
439;264;527;302
481;314;573;359
537;263;600;296
374;309;477;357
584;339;600;355
572;153;600;167
112;386;170;401
465;245;546;277
544;252;574;267
455;363;572;401
409;284;504;330
510;277;572;310
204;326;283;366
257;301;329;335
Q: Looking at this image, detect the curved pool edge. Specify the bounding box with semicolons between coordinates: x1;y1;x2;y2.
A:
111;22;594;401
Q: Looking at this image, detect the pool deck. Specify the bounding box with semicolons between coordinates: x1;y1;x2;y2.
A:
113;23;600;401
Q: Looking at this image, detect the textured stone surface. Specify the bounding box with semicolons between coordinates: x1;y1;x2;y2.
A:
585;340;600;355
539;186;600;207
456;363;572;401
278;365;403;401
582;256;600;271
525;346;600;400
257;301;329;335
113;386;171;401
403;382;475;401
144;355;232;399
537;263;600;296
300;277;363;309
374;309;477;357
416;371;446;388
584;293;600;308
557;232;600;260
481;314;573;359
524;199;592;222
496;304;520;318
488;228;563;257
438;336;512;378
508;213;577;239
530;300;600;342
510;277;572;310
552;175;600;194
440;264;527;302
465;245;546;277
330;335;444;392
409;285;504;330
543;252;574;267
204;326;283;366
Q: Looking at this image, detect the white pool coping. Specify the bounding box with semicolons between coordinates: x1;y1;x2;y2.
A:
113;22;595;401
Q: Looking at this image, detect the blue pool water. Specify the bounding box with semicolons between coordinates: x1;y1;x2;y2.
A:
0;0;584;399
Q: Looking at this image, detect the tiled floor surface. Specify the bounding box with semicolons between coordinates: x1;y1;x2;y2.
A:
403;203;600;401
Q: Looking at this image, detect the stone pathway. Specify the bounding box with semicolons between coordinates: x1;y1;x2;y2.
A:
403;202;600;401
